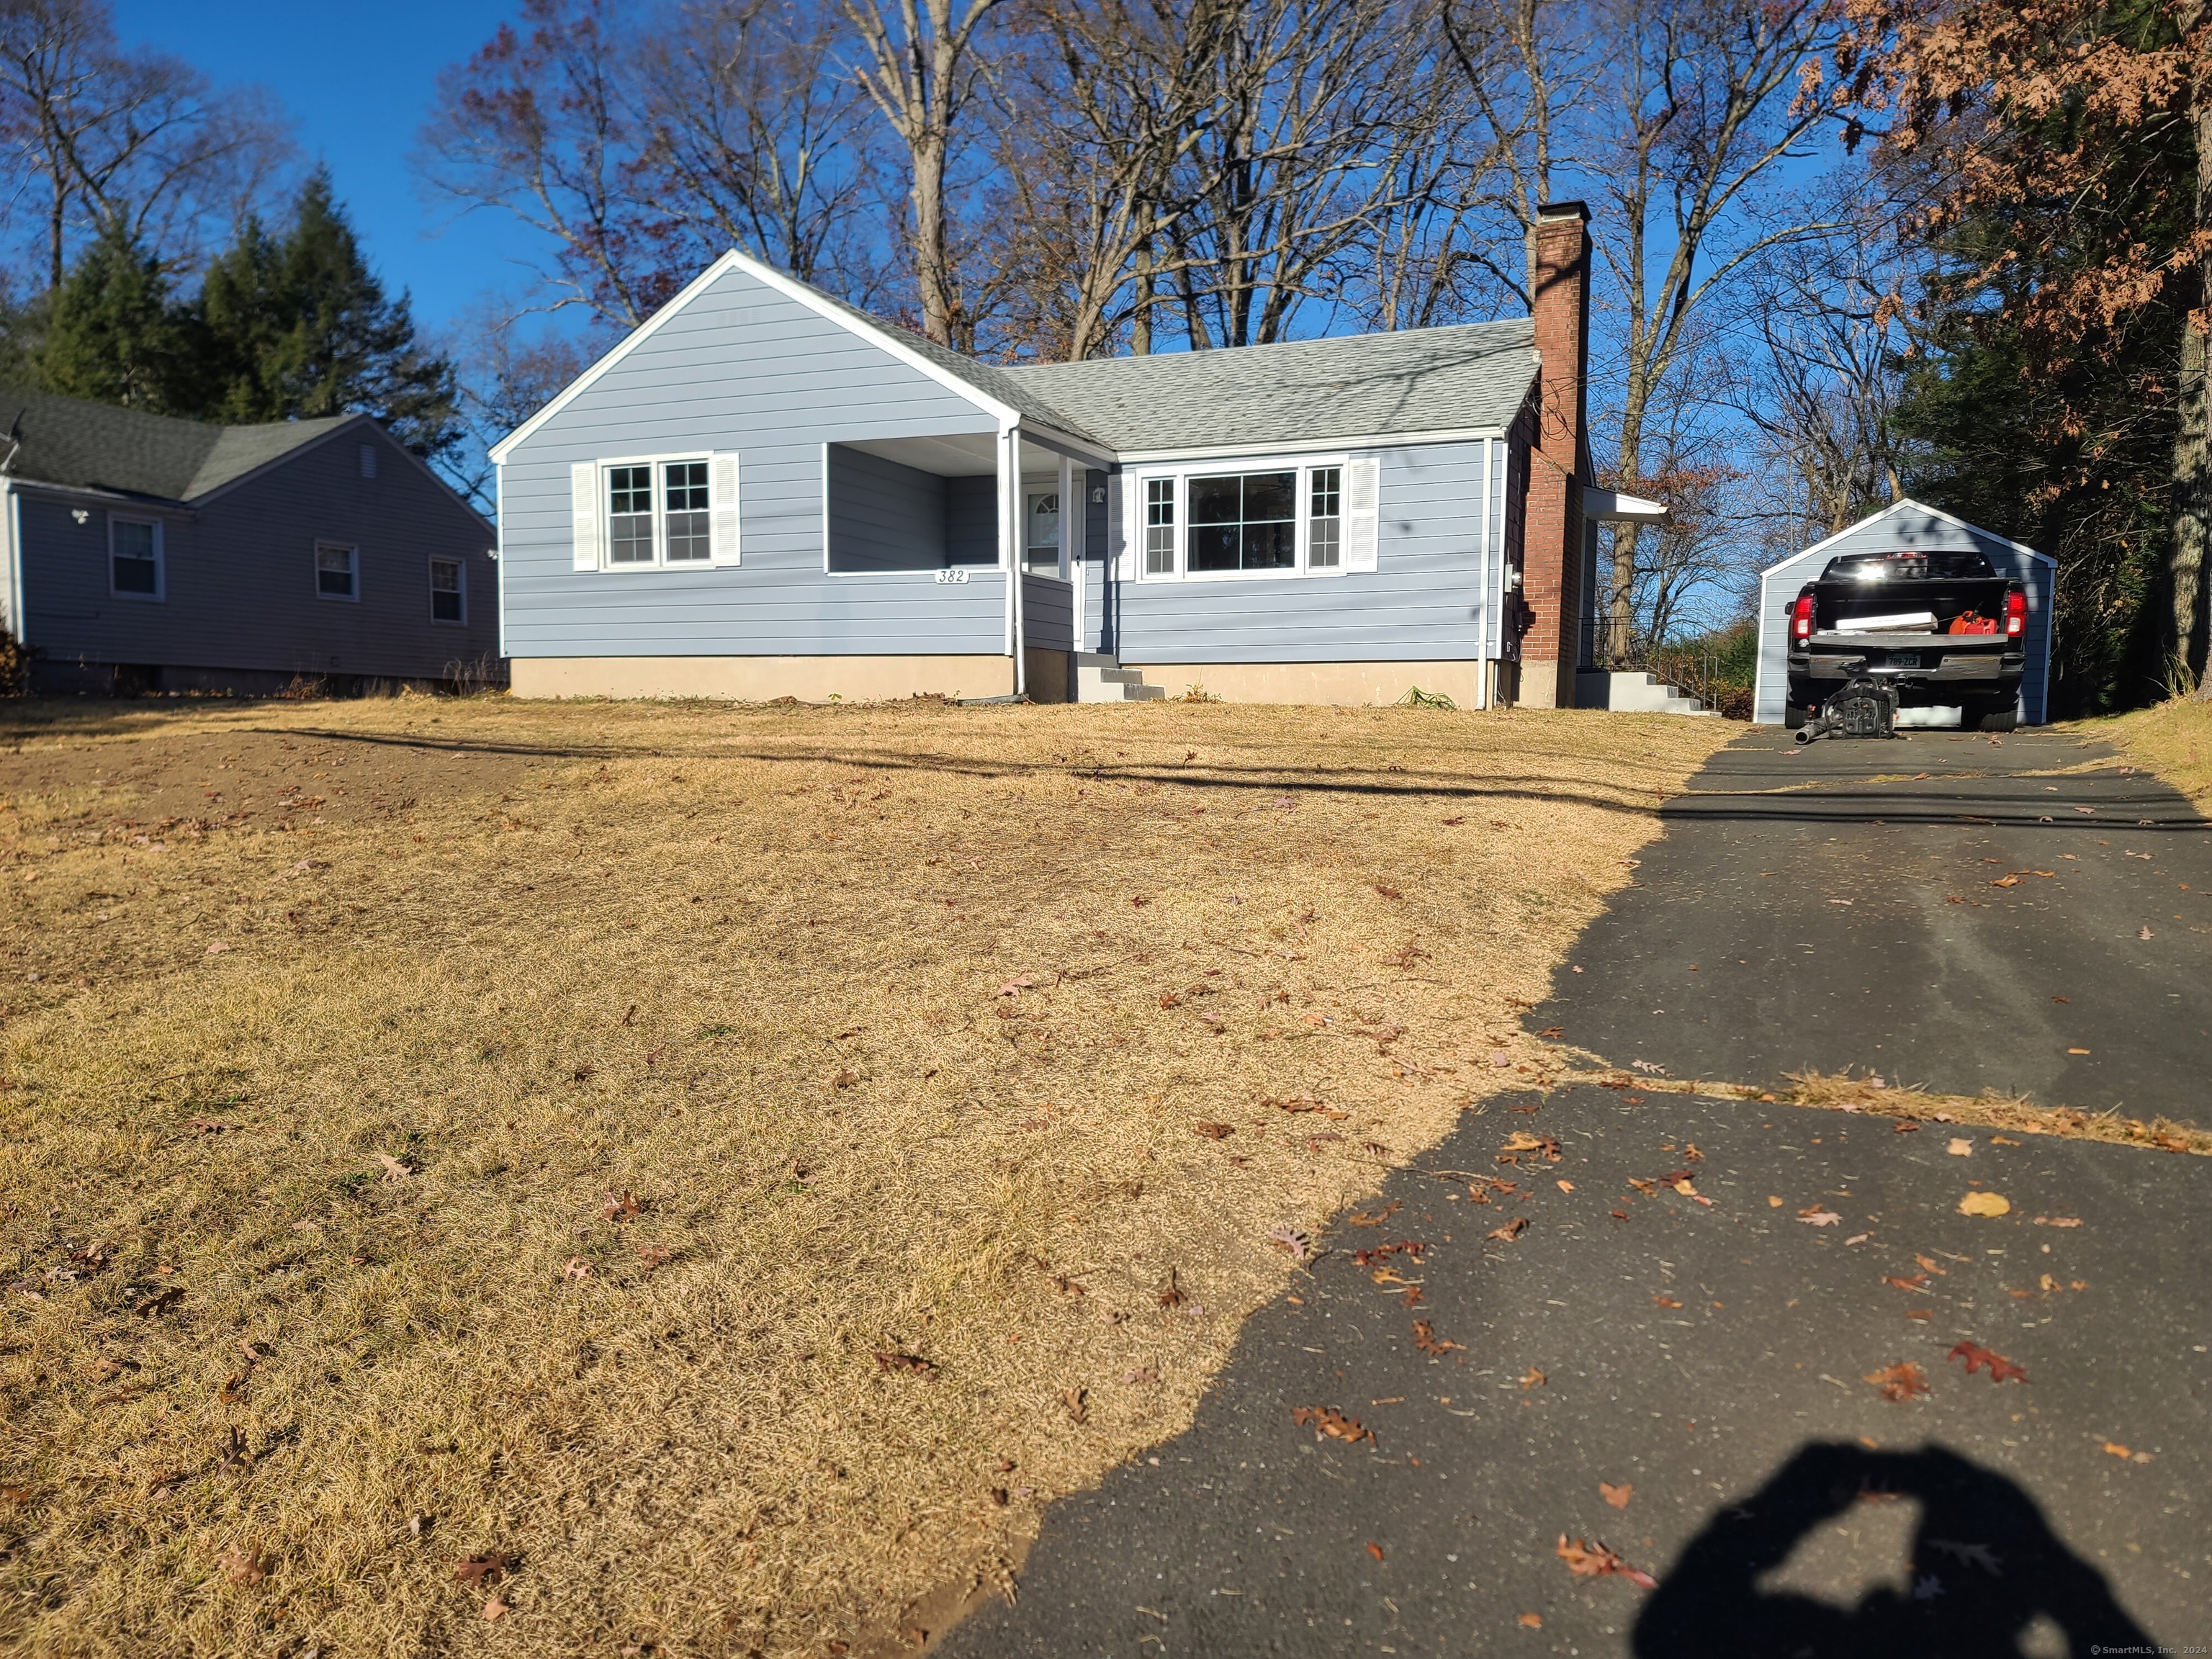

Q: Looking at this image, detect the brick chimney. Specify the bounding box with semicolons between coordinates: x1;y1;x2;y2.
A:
1517;201;1590;709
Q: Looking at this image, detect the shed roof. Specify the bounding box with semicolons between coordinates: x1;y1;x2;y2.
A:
997;320;1538;453
0;382;355;503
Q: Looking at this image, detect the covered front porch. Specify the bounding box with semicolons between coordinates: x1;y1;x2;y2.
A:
824;429;1097;700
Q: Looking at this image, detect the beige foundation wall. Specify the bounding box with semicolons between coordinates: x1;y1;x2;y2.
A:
510;655;1014;703
1133;660;1493;708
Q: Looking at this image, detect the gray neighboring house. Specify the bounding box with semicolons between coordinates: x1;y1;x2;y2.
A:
0;385;500;695
491;204;1647;706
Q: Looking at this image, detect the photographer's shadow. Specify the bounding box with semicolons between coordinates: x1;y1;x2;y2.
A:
1635;1442;2151;1658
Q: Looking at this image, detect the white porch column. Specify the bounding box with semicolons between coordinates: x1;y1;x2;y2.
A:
1000;426;1025;696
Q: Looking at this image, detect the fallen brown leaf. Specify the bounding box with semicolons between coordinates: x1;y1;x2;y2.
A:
482;1596;509;1622
1883;1273;1928;1291
600;1188;642;1222
1192;1122;1235;1140
1600;1481;1632;1510
1864;1362;1930;1402
875;1352;938;1377
1486;1218;1529;1243
561;1256;592;1282
1520;1367;1546;1390
1653;1295;1683;1308
455;1552;511;1588
1555;1534;1658;1588
1412;1321;1463;1354
1062;1386;1089;1424
1519;1612;1543;1629
1290;1406;1374;1444
1347;1200;1401;1228
1948;1341;2028;1384
1367;1540;1386;1561
218;1545;267;1588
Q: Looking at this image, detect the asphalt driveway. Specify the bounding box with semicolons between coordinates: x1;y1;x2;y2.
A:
1543;726;2212;1120
938;725;2212;1658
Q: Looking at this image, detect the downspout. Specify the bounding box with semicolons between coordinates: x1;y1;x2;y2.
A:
2;482;20;653
1004;426;1027;698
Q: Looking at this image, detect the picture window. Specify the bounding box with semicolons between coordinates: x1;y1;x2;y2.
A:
1187;471;1296;572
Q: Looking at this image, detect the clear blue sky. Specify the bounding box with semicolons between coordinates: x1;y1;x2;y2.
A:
111;0;534;339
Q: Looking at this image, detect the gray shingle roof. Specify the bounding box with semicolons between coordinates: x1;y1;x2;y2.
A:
0;382;355;502
999;320;1537;453
785;267;1534;453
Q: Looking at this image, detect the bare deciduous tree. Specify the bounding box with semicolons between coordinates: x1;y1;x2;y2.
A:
0;0;292;287
838;0;1004;347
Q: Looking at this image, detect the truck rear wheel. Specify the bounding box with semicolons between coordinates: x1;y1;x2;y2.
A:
1972;697;2018;733
1783;704;1807;730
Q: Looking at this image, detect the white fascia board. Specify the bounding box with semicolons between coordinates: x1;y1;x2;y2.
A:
490;249;1015;463
1008;423;1116;469
1115;426;1507;467
1582;486;1668;523
1758;497;2053;577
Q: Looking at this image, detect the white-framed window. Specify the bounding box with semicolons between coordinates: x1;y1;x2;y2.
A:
430;556;465;624
597;456;716;568
1132;457;1362;580
1024;490;1062;575
1308;466;1343;569
1143;477;1176;575
315;541;359;600
109;515;163;600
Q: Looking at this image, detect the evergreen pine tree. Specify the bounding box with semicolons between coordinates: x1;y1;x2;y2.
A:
31;225;188;411
190;169;464;464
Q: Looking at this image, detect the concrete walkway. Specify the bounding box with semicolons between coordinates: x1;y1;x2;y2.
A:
939;727;2212;1658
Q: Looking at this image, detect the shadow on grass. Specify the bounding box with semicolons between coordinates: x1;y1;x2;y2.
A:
1635;1441;2151;1658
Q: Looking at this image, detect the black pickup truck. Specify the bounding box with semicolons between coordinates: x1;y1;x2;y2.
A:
1784;547;2026;732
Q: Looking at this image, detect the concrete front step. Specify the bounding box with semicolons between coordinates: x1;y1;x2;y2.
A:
1574;669;1714;715
1074;654;1168;703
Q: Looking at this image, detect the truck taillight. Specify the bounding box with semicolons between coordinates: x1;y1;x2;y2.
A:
1791;593;1814;642
2005;590;2026;639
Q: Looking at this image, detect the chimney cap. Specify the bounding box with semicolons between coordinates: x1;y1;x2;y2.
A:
1535;200;1590;223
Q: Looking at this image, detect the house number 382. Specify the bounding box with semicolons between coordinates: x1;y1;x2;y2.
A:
934;568;970;584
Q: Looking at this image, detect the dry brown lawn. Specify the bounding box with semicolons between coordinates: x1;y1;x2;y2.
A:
0;694;1726;1658
2084;692;2212;809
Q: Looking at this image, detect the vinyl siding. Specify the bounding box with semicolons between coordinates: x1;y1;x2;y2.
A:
1753;506;2054;724
499;264;1005;657
1022;572;1074;652
1108;440;1498;665
17;424;496;682
946;476;999;566
827;444;946;571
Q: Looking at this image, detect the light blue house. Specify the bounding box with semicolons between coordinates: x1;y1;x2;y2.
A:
490;222;1619;706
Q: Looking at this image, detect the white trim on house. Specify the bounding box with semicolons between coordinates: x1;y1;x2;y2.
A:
314;539;360;602
1115;426;1509;466
1128;453;1357;583
107;513;165;602
1;482;19;641
429;552;467;626
582;451;721;571
1582;487;1668;523
490;251;1022;464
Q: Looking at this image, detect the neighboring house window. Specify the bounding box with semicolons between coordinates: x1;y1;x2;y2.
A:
109;516;162;599
1188;471;1296;572
1025;491;1061;575
1144;478;1176;575
430;557;465;623
1308;467;1342;569
316;541;359;599
662;460;711;562
608;465;655;564
359;444;377;479
601;459;714;567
